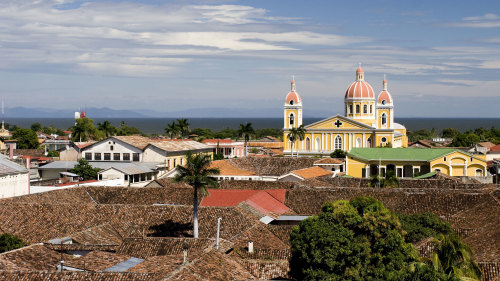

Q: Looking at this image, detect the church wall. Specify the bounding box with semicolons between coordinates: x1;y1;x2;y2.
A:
377;108;391;129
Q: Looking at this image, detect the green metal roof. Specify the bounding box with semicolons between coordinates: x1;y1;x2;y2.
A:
413;171;437;179
348;148;461;162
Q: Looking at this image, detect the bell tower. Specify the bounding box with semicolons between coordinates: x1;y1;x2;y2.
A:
284;77;303;129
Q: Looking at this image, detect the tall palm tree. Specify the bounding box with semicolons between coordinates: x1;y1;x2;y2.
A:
97;120;115;138
72;117;96;142
237;123;255;157
287;127;298;158
173;151;220;238
165;121;179;139
430;234;482;280
176;118;190;139
295;125;306;158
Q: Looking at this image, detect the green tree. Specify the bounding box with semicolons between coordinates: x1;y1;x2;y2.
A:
289;197;418;281
176;118;190;139
295;125;306;157
441;128;460;139
97;120;116;138
173;151;220;238
287;127;298;157
165;121;180;139
450;133;480;147
330;149;347;158
0;233;25;253
12;128;39;149
237;123;255;157
30;122;42;132
71;117;97;142
117;121;143;136
70;158;101;180
398;213;453;244
47;150;60;157
430;234;482;280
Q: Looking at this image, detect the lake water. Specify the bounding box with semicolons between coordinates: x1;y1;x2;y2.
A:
6;117;500;135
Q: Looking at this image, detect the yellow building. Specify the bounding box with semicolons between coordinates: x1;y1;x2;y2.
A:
284;67;408;156
346;148;488;178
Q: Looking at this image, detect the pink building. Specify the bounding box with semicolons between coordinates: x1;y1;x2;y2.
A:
201;139;245;158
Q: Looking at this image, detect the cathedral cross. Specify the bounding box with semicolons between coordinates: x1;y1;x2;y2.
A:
334;120;342;128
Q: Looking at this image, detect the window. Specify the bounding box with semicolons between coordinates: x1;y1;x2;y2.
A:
289;113;294;126
443;157;446;161
381;113;387;126
349;105;353;114
167;159;170;169
124;175;128;180
475;169;482;177
435;168;441;173
370;105;373;114
382;100;386;105
381;137;387;143
363;105;367;113
290;100;294;105
132;153;139;161
356;104;360;114
123;153;130;161
367;138;372;148
334;135;342;150
113;153;120;160
470;157;473;162
85;153;92;160
305;138;311;151
180;158;183;165
94;153;101;160
356;138;362;148
104;153;111;161
174;158;177;167
110;145;114;151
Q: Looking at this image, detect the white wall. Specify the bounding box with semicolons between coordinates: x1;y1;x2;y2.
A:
82;139;142;161
142;146;166;162
0;173;30;199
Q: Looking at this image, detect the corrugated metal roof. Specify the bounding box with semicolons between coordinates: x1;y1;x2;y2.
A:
348;148;470;162
0;154;28;176
148;140;211;152
104;257;145;272
39;161;162;175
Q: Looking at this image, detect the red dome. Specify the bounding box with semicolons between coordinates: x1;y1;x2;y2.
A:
345;80;375;99
356;67;364;73
286;91;301;105
377;90;393;104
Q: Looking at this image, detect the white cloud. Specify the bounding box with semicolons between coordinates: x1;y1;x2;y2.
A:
447;13;500;28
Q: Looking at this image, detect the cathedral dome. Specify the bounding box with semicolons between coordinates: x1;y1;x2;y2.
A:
285;79;302;106
345;67;375;99
377;79;393;104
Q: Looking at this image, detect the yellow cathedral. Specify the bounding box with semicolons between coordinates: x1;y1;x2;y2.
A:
283;67;408;156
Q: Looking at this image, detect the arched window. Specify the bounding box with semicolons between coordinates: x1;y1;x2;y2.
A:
315;137;321;151
334;135;342;150
367;138;372;148
290;100;294;105
349;105;353;114
356;138;362;148
356;104;360;114
289;113;294;127
381;113;387;127
475;169;483;177
363;105;367;113
305;138;311;151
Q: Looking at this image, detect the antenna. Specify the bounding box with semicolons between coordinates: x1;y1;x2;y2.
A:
358;62;362;68
384;74;386;80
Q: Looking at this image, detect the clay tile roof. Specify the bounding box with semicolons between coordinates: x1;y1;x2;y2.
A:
377;90;393;103
490;145;500;152
209;160;256;176
0;244;76;271
345;80;375;99
113;135;153;150
64;250;132;271
478;142;496;148
285;90;301;105
74;141;96;149
0;272;161;280
291;166;333;179
147;140;211;152
200;189;289;216
117;238;214;259
314;157;344;165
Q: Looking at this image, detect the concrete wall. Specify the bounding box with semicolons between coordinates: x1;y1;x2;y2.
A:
82;139;142;161
59;148;79;161
0;172;30;199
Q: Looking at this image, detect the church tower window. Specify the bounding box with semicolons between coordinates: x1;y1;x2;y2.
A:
334;135;342;150
363;105;367;113
349;105;353;114
290;100;294;105
356;105;360;114
381;113;387;127
289;113;294;127
370;105;373;114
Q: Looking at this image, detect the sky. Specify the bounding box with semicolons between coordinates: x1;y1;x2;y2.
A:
1;0;500;117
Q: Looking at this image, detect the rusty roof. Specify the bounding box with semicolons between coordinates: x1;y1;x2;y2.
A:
209;160;256;176
290;166;333;179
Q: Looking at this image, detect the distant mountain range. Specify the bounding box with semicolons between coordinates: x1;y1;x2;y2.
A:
5;106;331;118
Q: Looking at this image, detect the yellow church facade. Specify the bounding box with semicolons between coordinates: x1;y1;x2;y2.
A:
283;67;408;156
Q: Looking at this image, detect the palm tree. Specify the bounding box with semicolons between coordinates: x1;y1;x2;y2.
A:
173;151;220;238
165;121;179;139
295;125;306;158
72;117;96;142
176;118;190;139
97;121;115;138
430;234;482;280
237;123;255;157
287;127;298;158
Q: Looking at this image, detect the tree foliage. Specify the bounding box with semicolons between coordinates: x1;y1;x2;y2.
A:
70;158;101;180
330;149;347;158
398;213;453;244
0;233;25;253
173;151;220;238
12;128;39;149
290;197;418;281
71;117;97;142
238;123;255;157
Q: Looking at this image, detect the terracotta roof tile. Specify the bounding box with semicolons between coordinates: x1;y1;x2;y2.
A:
209;160;256;176
65;250;131;271
314;157;344;165
113;136;153;150
117;238;214;259
0;244;72;271
0;272;161;280
291;166;333;179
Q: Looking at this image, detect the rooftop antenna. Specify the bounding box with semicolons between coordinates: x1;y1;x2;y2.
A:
358;62;362;68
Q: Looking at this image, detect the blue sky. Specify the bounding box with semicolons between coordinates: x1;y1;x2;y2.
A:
1;0;499;117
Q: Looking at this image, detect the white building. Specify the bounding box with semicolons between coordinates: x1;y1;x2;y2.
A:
201;139;245;158
0;155;30;199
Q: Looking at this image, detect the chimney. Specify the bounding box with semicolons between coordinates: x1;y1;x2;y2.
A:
9;144;13;159
248;241;254;254
183;250;188;264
